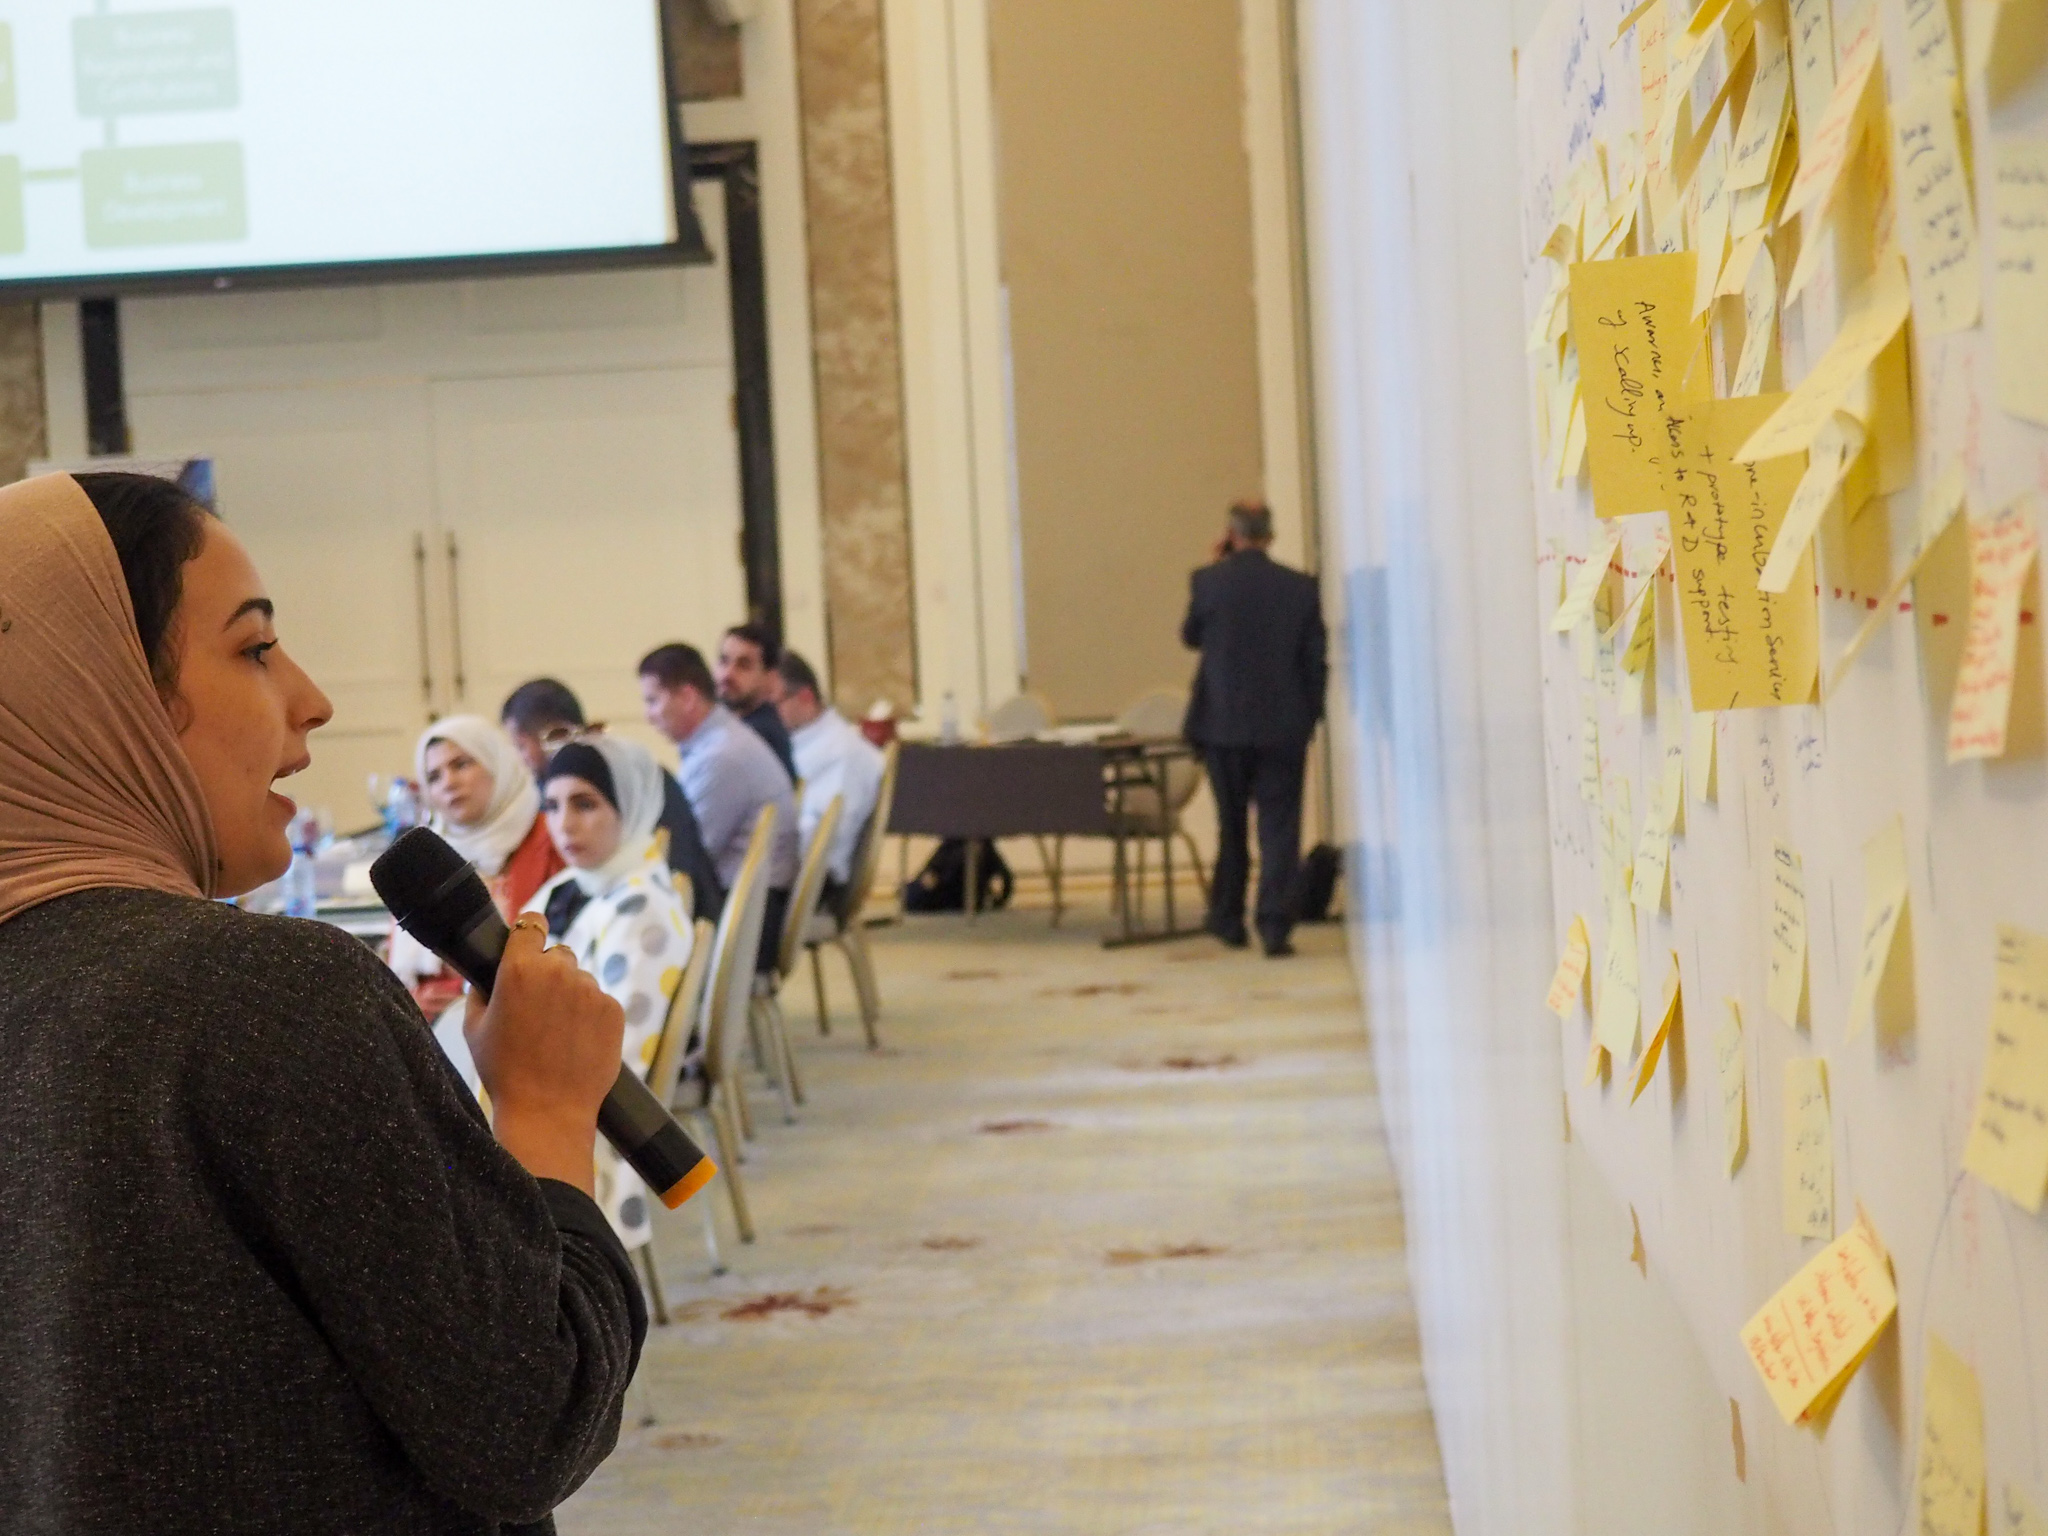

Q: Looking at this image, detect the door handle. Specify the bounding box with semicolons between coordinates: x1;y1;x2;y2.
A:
412;532;433;721
445;531;467;705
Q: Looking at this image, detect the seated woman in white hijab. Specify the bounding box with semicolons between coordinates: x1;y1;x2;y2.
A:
386;716;564;1084
526;734;694;1252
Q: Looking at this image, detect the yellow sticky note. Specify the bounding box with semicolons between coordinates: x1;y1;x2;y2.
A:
1892;84;1981;334
1717;998;1749;1173
1742;1216;1897;1427
1846;817;1912;1040
1620;581;1658;673
1570;255;1709;517
1829;466;1968;691
1585;1035;1611;1086
1594;899;1642;1062
1548;915;1593;1019
1758;413;1868;594
1729;13;1791;190
1947;498;2040;763
1787;0;1836;158
1687;712;1718;802
1781;26;1882;227
1914;1334;1986;1536
1733;242;1778;399
1632;953;1683;1103
1718;229;1768;299
1783;1057;1833;1238
1631;794;1672;913
1667;394;1819;710
1767;841;1809;1027
1554;523;1625;633
1693;130;1734;319
1904;0;1961;92
1970;0;2048;107
1963;924;2048;1213
1992;140;2048;430
1736;256;1913;463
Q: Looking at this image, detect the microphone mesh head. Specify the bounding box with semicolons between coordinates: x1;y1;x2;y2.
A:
369;827;475;926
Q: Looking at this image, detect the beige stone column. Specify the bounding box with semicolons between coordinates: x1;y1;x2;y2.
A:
793;0;917;716
0;306;46;484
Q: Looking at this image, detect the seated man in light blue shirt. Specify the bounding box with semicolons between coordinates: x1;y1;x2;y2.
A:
639;642;799;972
774;650;884;918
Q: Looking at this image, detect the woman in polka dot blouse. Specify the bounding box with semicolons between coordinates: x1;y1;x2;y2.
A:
525;733;694;1252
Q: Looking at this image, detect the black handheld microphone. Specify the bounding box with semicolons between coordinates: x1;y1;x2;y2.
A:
370;827;717;1211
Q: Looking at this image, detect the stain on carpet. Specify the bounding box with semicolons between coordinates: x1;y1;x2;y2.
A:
786;1224;846;1237
920;1235;984;1251
722;1287;856;1322
1050;982;1145;998
653;1431;724;1451
979;1118;1056;1135
945;969;1002;981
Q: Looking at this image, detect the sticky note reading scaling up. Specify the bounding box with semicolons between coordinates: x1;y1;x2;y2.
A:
1915;1334;1986;1536
1947;498;2040;763
1666;394;1818;710
1783;1058;1833;1238
1742;1216;1897;1427
1963;925;2048;1213
1767;841;1809;1027
1569;254;1708;517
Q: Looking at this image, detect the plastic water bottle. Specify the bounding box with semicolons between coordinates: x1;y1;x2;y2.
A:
939;690;961;745
283;811;319;919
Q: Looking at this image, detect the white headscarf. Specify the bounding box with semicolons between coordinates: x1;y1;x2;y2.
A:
415;715;540;877
544;733;667;896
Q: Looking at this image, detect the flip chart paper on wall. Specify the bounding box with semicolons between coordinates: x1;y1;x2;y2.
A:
1845;816;1911;1040
1571;255;1709;516
1632;954;1683;1103
1631;794;1672;912
1717;999;1749;1173
1891;84;1981;334
1741;1216;1896;1427
1595;898;1643;1061
1783;1057;1834;1238
1667;394;1819;710
1758;414;1869;593
1946;499;2040;764
1914;1333;1986;1536
1548;915;1593;1019
1767;841;1810;1027
1963;924;2048;1213
1658;729;1686;831
1992;139;2048;430
1736;257;1912;463
1580;691;1602;803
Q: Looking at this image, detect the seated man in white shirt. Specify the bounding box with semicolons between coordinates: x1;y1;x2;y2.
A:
774;650;885;919
638;642;799;972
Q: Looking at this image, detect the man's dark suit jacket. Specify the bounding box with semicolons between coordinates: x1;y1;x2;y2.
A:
1180;548;1329;748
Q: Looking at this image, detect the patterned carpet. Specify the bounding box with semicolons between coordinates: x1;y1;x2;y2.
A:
557;910;1451;1535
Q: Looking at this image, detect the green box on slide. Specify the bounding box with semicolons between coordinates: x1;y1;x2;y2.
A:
74;9;239;116
82;144;247;249
0;158;21;255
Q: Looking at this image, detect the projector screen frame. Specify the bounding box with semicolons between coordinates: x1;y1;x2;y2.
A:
0;5;714;303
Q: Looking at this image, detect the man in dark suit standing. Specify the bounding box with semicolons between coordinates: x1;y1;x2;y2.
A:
1181;500;1327;956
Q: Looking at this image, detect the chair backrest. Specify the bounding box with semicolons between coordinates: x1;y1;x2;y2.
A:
984;693;1053;743
779;794;844;979
1116;688;1188;740
838;740;900;929
645;916;716;1106
701;804;776;1091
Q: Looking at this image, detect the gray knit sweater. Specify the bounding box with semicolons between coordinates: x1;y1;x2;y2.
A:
0;888;647;1534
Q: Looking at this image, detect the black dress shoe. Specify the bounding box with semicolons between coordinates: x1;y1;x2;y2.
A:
1261;935;1296;958
1208;920;1250;949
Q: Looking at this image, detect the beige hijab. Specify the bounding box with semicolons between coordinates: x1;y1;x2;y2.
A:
0;474;218;925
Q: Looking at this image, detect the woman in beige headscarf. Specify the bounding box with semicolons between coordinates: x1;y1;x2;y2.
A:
0;472;642;1533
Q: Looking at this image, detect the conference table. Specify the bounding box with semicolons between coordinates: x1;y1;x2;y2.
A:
886;736;1206;948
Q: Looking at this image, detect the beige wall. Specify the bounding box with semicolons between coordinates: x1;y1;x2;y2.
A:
988;0;1266;722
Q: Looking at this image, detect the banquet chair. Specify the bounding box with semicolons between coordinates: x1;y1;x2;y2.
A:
1105;687;1208;922
639;908;716;1298
665;806;775;1245
807;742;898;1046
749;794;844;1123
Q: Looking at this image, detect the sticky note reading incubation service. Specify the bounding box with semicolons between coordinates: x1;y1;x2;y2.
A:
1666;393;1817;709
1742;1216;1896;1428
1914;1334;1986;1536
1963;925;2048;1213
1783;1057;1833;1238
1569;254;1708;517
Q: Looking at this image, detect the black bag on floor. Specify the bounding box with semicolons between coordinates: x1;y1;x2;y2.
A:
1292;842;1343;922
903;838;1013;913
